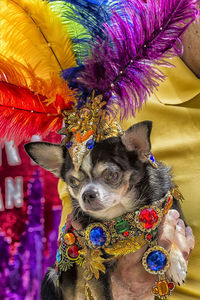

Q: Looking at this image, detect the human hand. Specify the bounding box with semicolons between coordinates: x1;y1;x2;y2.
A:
110;209;195;300
158;209;194;284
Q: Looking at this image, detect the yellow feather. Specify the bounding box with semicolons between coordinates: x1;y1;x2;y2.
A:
0;0;76;81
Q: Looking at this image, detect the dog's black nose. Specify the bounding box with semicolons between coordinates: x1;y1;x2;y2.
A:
82;190;99;203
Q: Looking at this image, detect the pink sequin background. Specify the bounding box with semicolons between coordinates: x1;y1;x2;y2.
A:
0;133;62;300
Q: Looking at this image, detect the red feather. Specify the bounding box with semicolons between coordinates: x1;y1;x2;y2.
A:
0;81;72;145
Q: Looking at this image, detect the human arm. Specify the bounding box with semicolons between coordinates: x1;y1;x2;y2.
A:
110;210;195;300
181;19;200;78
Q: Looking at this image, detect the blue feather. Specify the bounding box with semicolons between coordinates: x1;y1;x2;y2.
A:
48;0;121;40
48;0;123;96
61;66;89;108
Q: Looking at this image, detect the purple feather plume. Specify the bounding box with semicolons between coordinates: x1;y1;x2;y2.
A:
78;0;198;118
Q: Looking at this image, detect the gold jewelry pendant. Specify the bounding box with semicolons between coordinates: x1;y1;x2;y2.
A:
142;245;170;275
152;275;176;299
84;223;111;249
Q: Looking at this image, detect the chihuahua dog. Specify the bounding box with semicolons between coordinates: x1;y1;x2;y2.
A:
25;121;187;300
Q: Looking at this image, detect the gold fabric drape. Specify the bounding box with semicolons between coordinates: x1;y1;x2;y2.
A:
58;57;200;299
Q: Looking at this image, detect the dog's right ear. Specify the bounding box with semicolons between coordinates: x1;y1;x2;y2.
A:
24;142;66;177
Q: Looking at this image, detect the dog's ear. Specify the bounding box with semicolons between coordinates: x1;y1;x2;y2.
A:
121;121;152;161
24;142;65;177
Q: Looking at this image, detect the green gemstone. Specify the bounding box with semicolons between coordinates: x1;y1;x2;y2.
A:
115;220;130;234
116;216;123;223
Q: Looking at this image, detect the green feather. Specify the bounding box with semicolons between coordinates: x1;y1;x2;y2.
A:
49;1;90;63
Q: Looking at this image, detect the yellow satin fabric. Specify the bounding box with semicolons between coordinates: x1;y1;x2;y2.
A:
58;57;200;299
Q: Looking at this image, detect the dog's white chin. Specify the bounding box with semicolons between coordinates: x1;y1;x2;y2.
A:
83;203;128;220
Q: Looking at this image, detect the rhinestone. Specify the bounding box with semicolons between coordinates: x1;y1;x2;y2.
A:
152;287;158;294
150;153;155;163
64;233;75;245
115;220;130;234
116;216;123;223
146;233;152;241
165;195;173;213
61;225;66;233
168;282;175;290
67;246;79;259
86;139;95;149
56;250;61;263
66;141;73;149
89;226;107;247
147;250;167;271
139;208;158;229
123;231;129;237
157;280;170;296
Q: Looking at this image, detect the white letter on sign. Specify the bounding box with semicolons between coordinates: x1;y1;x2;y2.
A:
0;188;4;211
5;177;24;209
5;141;21;166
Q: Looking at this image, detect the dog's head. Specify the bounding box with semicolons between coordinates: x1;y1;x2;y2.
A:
25;121;172;220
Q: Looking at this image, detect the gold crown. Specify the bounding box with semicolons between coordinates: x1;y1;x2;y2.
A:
58;92;124;169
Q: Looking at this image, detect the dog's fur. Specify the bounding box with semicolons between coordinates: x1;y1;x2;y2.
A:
25;121;186;300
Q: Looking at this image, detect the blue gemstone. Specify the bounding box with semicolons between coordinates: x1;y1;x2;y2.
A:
147;250;167;271
89;226;107;247
66;141;73;149
56;250;61;263
150;153;155;163
61;225;66;233
86;139;95;149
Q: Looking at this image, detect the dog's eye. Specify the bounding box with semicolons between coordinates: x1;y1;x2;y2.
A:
102;169;120;184
68;176;80;188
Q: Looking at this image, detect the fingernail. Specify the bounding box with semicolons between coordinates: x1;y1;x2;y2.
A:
177;219;185;228
186;226;193;235
168;209;179;219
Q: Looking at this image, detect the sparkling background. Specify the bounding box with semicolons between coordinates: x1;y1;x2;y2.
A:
0;134;61;300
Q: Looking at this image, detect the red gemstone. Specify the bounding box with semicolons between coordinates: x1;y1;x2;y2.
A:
168;282;175;290
123;231;129;236
139;208;158;229
146;233;152;241
68;246;79;259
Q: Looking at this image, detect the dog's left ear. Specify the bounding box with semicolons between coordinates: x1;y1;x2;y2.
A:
121;121;152;161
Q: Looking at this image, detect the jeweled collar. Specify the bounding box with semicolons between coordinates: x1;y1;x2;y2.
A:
56;191;176;299
81;190;173;248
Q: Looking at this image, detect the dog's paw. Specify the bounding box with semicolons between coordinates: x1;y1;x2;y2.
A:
167;244;187;285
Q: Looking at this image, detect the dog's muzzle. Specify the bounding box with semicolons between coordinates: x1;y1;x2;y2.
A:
82;189;103;210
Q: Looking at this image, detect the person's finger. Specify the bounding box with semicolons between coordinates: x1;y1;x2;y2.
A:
174;219;190;261
186;226;195;254
176;219;186;236
158;209;179;251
